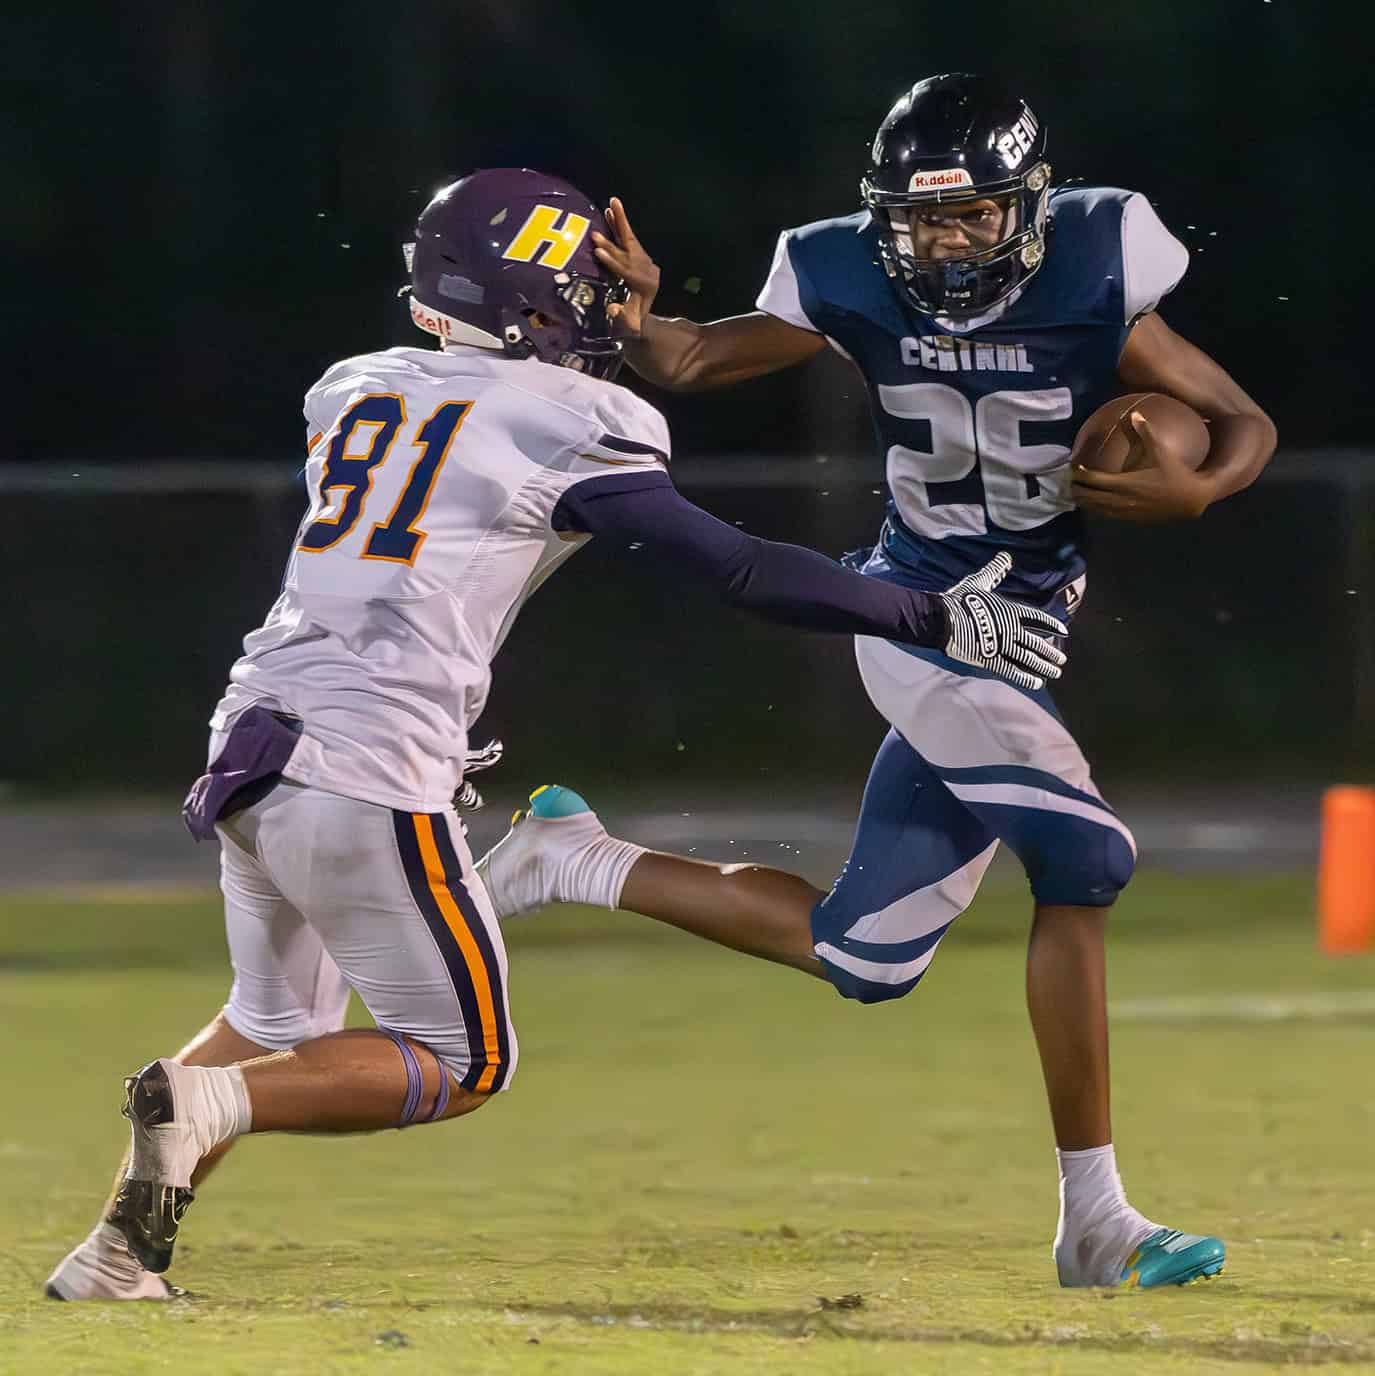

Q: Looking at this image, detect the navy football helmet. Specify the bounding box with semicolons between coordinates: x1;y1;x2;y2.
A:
860;74;1052;318
404;168;626;379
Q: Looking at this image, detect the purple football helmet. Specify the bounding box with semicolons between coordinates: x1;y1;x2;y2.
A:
404;168;626;379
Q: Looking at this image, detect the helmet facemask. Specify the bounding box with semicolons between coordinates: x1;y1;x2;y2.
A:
494;271;625;380
867;161;1052;318
557;272;627;380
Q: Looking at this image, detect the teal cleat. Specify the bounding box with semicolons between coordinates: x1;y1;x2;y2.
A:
1119;1228;1225;1288
525;784;592;819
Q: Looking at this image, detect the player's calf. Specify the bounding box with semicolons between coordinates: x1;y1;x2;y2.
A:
235;1028;496;1133
479;785;830;973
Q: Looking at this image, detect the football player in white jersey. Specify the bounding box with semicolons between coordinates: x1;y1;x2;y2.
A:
44;167;1067;1301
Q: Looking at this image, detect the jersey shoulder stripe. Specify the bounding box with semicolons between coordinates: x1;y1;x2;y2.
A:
595;433;667;459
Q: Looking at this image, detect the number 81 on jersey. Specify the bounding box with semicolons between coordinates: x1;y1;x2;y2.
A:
298;394;473;565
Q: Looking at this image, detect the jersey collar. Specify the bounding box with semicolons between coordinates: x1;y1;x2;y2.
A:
933;285;1025;334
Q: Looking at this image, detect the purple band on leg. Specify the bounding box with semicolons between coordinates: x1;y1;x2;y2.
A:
381;1030;423;1126
423;1065;452;1122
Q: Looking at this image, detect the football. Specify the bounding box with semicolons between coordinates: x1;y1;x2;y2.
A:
1071;391;1210;474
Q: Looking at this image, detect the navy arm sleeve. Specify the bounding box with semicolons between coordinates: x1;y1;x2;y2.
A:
552;471;948;647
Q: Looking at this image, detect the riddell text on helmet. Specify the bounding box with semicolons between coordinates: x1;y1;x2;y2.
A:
410;298;453;337
907;168;974;191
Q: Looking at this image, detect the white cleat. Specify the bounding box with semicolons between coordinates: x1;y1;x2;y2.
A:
476;785;614;919
45;1223;181;1301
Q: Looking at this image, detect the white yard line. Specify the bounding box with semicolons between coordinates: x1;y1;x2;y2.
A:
1112;991;1375;1022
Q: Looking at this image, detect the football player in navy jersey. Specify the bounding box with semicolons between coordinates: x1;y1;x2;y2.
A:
483;74;1275;1288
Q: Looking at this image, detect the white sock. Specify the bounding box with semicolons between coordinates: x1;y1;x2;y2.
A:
563;831;647;910
486;809;647;918
180;1064;253;1154
1053;1144;1157;1287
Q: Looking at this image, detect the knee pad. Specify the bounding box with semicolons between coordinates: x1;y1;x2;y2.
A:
818;957;931;1005
1015;814;1137;908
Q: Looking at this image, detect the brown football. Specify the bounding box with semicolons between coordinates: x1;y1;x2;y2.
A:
1071;392;1210;474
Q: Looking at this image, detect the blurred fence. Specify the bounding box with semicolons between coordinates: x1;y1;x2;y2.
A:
3;451;1371;798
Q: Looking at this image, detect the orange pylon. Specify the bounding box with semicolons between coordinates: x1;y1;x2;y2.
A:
1317;786;1375;954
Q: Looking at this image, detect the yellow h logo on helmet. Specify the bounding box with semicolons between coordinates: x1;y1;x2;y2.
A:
501;204;591;270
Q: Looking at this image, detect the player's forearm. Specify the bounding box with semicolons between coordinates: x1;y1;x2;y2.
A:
623;313;818;392
720;537;948;646
621;315;711;390
553;473;947;646
1199;411;1278;502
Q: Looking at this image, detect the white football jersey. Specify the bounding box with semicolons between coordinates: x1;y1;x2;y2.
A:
210;346;669;812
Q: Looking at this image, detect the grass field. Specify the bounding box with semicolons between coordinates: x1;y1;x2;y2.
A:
3;868;1374;1373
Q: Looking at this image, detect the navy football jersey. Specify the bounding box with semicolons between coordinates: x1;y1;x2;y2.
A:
756;187;1189;605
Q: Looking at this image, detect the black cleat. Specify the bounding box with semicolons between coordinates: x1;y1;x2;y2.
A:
125;1061;175;1127
106;1063;197;1274
108;1179;195;1274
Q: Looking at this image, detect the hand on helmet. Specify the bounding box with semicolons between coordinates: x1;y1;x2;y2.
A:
591;197;660;337
938;553;1068;691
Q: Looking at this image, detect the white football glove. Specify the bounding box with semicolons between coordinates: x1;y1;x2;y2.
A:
938;553;1069;691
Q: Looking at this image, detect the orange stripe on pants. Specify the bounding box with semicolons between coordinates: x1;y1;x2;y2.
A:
413;813;502;1092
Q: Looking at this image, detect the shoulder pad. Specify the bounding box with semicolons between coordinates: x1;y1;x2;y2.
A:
515;365;670;464
778;212;902;334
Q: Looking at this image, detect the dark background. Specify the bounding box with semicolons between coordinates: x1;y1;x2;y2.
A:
8;1;1372;460
5;2;1373;796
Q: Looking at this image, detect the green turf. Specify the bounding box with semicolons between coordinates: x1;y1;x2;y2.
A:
3;870;1374;1373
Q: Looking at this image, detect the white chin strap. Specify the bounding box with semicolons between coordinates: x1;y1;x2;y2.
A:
408;294;504;352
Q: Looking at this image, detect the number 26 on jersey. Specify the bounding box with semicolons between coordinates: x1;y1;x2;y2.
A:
298;394;473;565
